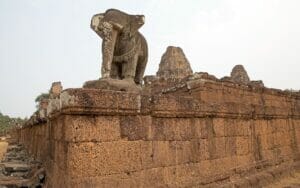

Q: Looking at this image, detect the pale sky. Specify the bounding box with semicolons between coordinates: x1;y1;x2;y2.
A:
0;0;299;118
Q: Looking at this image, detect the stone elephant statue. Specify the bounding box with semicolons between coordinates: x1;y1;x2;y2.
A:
91;9;148;85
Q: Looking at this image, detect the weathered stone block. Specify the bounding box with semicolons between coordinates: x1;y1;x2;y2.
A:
225;137;236;156
139;167;169;187
197;160;214;178
237;120;251;136
260;149;275;160
213;118;225;137
279;145;293;158
211;157;235;174
225;119;237;136
198;139;210;160
175;141;198;164
140;141;154;169
176;119;195;140
53;141;67;170
64;115;121;142
67;141;141;178
236;136;250;155
259;134;269;150
267;120;276;133
47;162;68;187
151;118;195;141
51;117;64;141
120;116;151;140
214;137;226;158
175;163;202;187
68;173;140;188
140;141;177;169
151;118;175;140
266;133;275;150
236;154;253;167
194;118;209;139
161;166;177;187
117;92;142;110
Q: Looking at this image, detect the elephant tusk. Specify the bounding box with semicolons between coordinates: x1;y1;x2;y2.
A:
113;23;124;31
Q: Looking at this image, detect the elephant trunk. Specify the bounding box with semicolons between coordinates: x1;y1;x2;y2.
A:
100;22;119;78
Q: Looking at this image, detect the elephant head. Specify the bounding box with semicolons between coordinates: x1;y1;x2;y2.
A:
91;9;145;78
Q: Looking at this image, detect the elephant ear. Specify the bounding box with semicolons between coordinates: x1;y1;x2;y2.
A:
91;13;105;37
128;15;145;37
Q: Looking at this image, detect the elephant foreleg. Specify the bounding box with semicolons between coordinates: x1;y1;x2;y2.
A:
110;62;121;79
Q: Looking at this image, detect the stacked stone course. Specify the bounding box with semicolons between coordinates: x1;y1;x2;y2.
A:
17;78;300;187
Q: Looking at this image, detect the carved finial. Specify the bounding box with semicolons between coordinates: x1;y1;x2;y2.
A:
230;65;250;84
157;46;193;80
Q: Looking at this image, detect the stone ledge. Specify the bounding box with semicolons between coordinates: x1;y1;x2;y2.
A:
163;78;300;99
47;88;142;118
44;87;300;119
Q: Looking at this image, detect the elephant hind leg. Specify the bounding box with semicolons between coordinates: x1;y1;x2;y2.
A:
134;55;148;85
122;55;138;81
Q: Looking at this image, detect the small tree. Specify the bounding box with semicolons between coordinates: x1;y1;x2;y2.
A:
35;93;50;103
35;93;50;109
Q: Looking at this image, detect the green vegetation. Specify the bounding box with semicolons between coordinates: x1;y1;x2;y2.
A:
35;93;50;103
35;92;50;109
0;112;25;134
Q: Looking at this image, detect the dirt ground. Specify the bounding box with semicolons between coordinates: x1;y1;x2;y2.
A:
0;138;8;161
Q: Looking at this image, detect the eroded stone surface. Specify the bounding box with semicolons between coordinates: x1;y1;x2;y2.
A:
157;46;193;80
50;82;63;98
230;64;250;84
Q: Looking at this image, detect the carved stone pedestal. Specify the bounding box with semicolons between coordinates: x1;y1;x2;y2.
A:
83;78;141;92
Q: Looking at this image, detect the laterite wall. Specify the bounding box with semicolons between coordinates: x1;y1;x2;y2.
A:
18;122;48;162
18;80;300;187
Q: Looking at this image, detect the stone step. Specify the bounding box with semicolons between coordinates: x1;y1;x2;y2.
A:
0;142;45;188
2;162;30;174
6;145;23;153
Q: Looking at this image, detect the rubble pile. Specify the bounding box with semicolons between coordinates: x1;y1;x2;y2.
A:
0;139;45;187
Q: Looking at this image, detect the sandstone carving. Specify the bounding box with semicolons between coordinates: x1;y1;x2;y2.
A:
49;82;62;98
38;98;48;119
142;46;194;94
84;9;148;91
47;82;63;117
157;46;193;79
230;64;250;84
